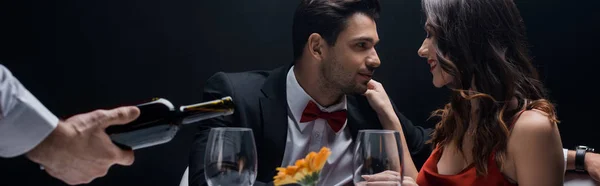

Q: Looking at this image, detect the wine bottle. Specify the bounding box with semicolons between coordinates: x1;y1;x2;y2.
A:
105;96;234;150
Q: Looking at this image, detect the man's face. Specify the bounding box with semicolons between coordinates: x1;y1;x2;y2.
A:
320;13;381;95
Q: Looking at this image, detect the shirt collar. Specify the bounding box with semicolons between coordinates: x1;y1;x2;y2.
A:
286;66;348;132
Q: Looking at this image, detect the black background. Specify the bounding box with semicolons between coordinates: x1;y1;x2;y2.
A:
0;0;598;185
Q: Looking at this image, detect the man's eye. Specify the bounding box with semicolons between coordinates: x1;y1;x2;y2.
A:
357;42;366;48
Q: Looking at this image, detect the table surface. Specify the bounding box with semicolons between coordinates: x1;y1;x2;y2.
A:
565;172;599;186
178;167;599;186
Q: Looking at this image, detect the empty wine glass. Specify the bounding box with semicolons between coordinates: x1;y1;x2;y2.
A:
204;127;257;186
353;129;404;186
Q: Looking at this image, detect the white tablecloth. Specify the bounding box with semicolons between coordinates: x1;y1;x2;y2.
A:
564;172;599;186
178;167;599;186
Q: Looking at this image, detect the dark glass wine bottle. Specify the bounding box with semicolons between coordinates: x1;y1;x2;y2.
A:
105;96;234;150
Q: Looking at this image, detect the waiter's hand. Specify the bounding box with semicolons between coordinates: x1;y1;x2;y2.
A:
26;106;140;185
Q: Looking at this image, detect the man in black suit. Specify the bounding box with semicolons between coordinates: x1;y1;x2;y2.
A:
189;0;430;185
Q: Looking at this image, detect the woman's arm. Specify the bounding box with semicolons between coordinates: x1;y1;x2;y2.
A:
363;80;419;180
507;110;564;186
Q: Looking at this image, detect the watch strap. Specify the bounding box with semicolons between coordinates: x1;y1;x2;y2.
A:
575;148;587;172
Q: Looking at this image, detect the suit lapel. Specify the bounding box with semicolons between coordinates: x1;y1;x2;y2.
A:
255;66;383;181
346;95;383;139
257;66;290;181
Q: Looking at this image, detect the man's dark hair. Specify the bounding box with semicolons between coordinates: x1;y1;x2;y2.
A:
292;0;381;61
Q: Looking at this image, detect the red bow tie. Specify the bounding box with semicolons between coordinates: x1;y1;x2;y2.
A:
300;101;347;133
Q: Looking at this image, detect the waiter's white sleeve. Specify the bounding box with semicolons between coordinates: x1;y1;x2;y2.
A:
0;64;59;158
563;148;569;172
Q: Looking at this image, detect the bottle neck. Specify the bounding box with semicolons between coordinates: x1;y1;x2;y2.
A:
177;97;234;125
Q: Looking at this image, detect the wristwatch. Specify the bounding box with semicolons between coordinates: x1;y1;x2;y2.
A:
575;145;595;172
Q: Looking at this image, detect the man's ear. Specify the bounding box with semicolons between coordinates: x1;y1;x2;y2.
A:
307;33;325;61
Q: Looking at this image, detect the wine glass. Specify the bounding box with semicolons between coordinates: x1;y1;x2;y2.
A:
353;130;404;186
204;127;257;186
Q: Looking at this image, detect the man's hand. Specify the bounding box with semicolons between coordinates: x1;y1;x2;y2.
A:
585;152;600;182
357;171;418;186
26;106;140;185
363;80;394;115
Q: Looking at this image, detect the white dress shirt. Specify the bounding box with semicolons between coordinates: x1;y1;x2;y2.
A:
281;66;354;186
0;64;58;158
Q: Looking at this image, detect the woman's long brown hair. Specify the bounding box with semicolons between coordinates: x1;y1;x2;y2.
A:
422;0;559;176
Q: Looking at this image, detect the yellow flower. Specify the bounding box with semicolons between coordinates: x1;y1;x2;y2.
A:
305;152;318;172
313;147;331;171
295;159;307;169
286;165;299;175
273;175;296;186
274;147;331;186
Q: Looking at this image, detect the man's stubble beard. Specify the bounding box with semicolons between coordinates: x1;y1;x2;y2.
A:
320;55;365;96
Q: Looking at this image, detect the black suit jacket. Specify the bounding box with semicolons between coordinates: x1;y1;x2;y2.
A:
189;66;432;186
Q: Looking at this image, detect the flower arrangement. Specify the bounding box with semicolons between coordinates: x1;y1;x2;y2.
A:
273;147;331;186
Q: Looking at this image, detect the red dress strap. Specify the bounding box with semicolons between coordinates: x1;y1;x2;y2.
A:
416;109;529;186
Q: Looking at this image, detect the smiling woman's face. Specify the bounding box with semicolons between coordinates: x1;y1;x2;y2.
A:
417;22;454;88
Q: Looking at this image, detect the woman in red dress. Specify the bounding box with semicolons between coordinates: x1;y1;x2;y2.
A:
363;0;565;185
